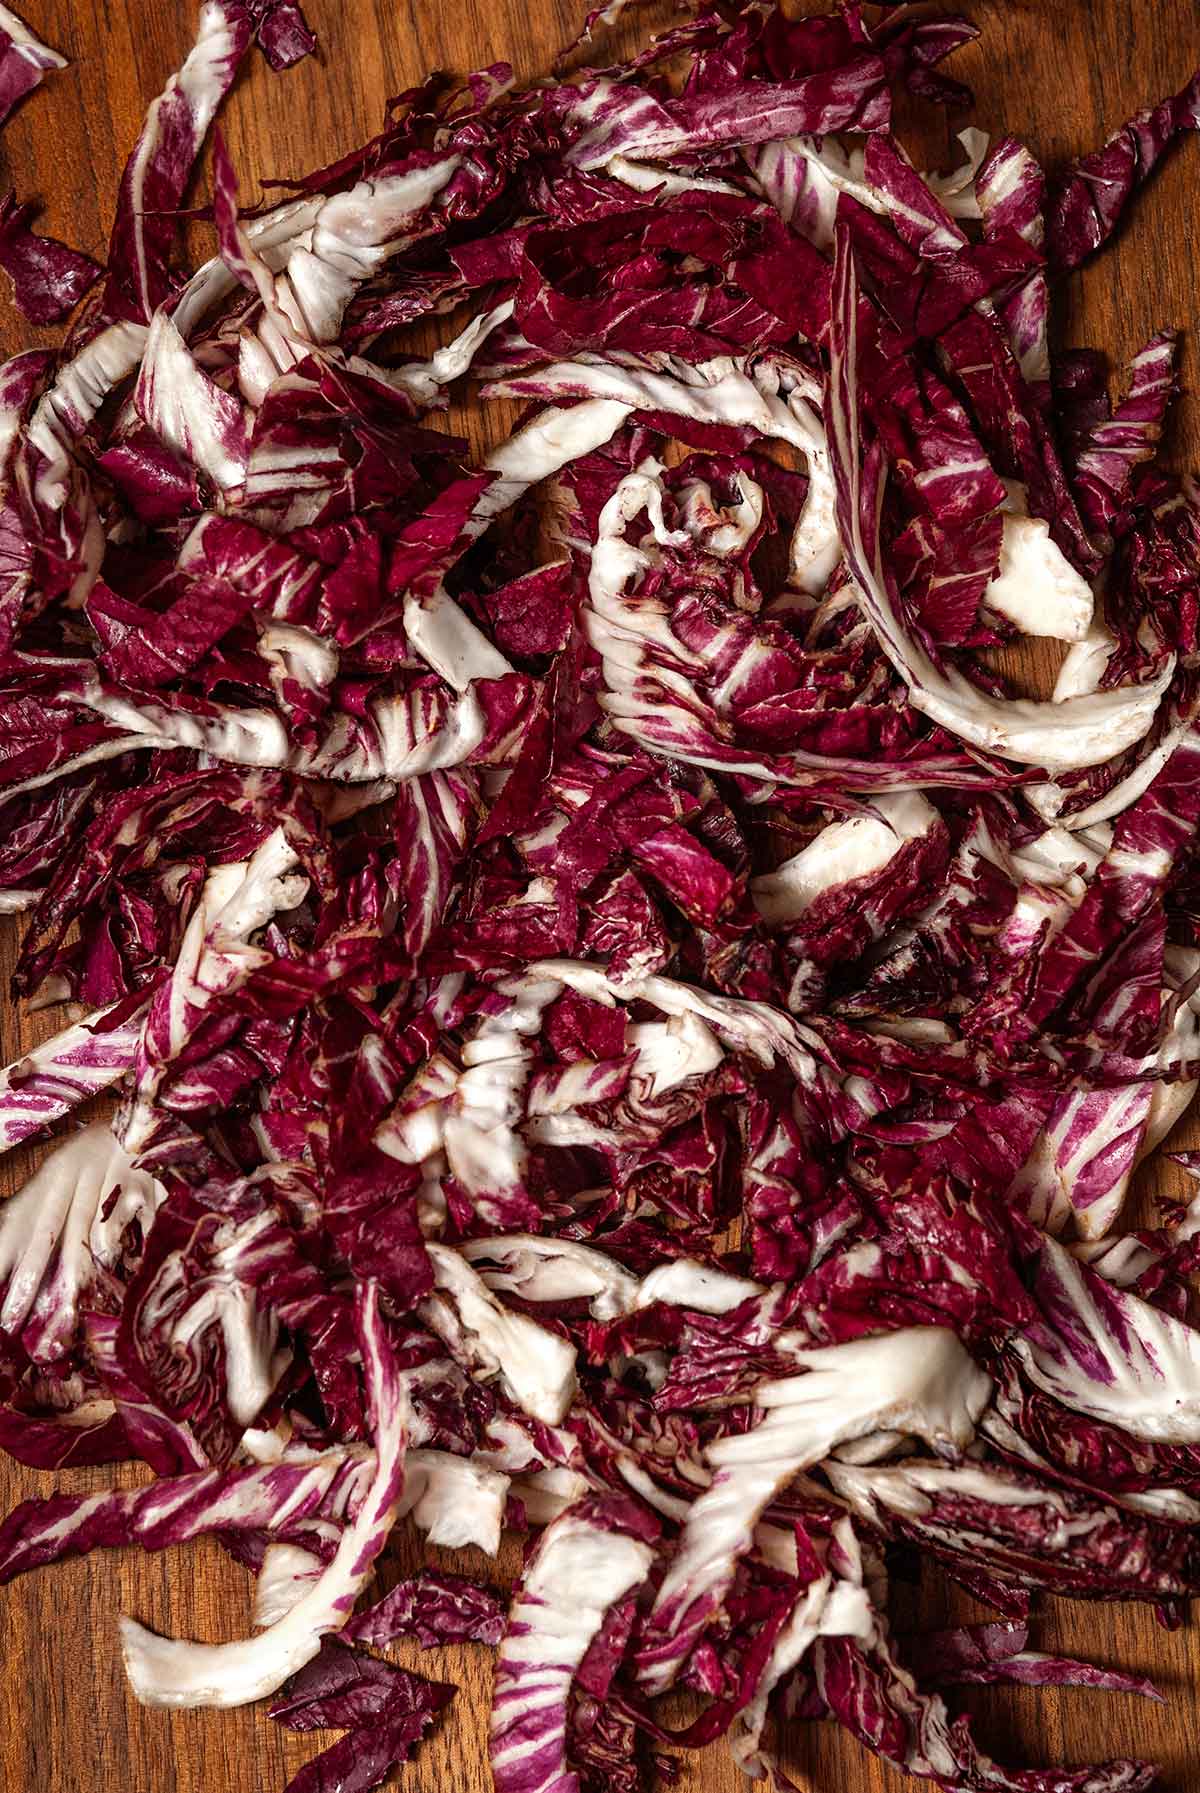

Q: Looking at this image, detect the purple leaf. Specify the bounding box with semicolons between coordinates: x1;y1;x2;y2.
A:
1049;69;1200;270
347;1571;506;1649
0;194;101;324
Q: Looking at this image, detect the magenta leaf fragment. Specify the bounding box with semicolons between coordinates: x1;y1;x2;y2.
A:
902;1622;1163;1701
0;194;101;324
270;1637;454;1793
268;1635;453;1731
249;0;317;71
346;1570;506;1648
1048;69;1200;270
0;4;66;129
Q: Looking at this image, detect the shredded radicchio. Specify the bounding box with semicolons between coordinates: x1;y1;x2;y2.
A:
0;4;1198;1791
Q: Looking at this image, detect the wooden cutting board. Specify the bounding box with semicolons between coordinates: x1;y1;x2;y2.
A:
1;2;1199;1789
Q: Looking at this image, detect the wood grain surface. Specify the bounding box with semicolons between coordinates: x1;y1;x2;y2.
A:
1;2;1199;1790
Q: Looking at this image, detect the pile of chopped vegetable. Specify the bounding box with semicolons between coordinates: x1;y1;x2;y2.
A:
2;1;1200;1788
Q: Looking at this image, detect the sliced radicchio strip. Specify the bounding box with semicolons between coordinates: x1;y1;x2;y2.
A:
1074;332;1179;532
813;1624;1156;1792
0;1121;164;1362
490;1494;658;1793
269;1637;454;1793
901;1622;1163;1700
0;1447;371;1583
251;1;317;72
1014;1231;1200;1445
0;4;65;128
826;228;1173;770
0;1005;146;1154
559;57;891;171
269;1634;451;1731
118;1281;407;1707
1048;68;1200;271
279;1697;451;1793
101;1;259;324
825;1456;1200;1604
0;194;102;325
635;1328;991;1695
346;1569;506;1649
